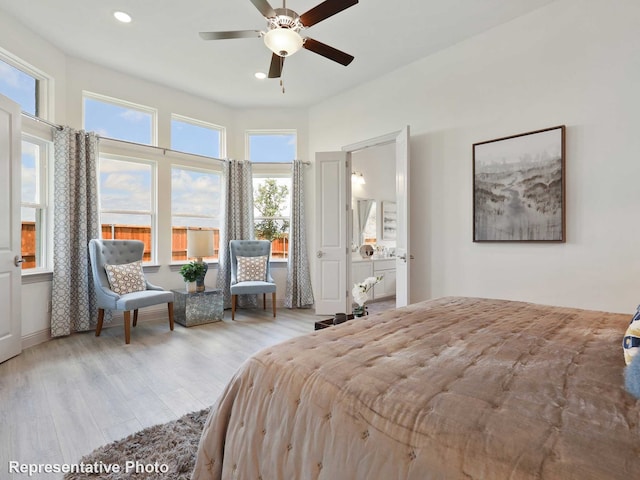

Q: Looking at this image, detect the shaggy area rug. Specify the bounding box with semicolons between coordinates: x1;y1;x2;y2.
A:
64;408;210;480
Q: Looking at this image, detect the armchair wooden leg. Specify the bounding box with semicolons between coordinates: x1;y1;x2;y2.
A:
168;302;174;331
96;309;105;337
133;309;139;327
272;292;276;318
124;311;131;345
232;294;237;320
263;293;266;310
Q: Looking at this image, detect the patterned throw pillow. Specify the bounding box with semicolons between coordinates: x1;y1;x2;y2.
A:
104;261;147;295
236;256;268;282
623;305;640;365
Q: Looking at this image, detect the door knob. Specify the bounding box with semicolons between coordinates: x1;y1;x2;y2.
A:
14;256;25;267
316;250;324;258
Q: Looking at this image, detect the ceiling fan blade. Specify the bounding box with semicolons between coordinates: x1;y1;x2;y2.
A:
199;30;262;40
249;0;276;18
268;53;284;78
303;38;354;66
300;0;358;27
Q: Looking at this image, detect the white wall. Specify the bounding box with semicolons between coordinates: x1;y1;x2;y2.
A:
308;0;640;313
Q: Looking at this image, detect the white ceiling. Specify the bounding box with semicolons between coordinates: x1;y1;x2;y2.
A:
0;0;556;108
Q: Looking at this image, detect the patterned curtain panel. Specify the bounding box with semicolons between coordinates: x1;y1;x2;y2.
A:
216;160;255;308
285;161;314;308
51;128;101;337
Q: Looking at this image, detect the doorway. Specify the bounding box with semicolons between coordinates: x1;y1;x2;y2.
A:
343;127;410;309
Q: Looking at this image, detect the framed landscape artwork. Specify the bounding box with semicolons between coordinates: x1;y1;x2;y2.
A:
473;125;566;242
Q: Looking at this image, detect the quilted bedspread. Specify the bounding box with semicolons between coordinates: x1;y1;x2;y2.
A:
191;297;640;479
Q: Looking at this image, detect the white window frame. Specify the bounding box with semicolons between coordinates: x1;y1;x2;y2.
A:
170;163;224;263
171;113;226;159
245;129;297;162
20;133;52;274
0;46;53;120
83;91;158;146
98;154;158;264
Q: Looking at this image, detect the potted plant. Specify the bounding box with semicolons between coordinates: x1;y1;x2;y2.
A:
352;275;383;317
180;261;206;293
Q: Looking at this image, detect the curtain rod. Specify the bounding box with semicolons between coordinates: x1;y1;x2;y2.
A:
20;113;311;165
253;160;311;165
21;111;64;131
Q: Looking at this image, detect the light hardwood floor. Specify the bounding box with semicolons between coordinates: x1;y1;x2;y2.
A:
0;307;321;479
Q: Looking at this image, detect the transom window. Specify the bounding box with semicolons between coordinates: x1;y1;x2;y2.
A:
84;92;157;145
171;166;223;262
0;50;50;118
171;114;225;158
247;130;296;162
98;156;156;263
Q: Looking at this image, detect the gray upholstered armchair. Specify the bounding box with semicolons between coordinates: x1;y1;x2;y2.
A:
89;239;174;344
229;240;276;320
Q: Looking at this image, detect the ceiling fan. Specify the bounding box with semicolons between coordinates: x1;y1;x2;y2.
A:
199;0;358;79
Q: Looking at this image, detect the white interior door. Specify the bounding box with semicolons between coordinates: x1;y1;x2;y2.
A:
314;151;348;315
0;94;22;363
395;126;411;307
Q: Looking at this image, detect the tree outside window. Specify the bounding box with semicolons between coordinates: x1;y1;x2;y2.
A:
253;177;290;259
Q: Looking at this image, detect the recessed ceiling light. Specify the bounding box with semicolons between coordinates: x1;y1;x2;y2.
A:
254;72;267;80
114;11;132;23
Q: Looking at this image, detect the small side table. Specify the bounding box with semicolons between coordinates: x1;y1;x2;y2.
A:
171;288;224;327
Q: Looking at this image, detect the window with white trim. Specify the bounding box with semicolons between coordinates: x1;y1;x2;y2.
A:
246;130;296;163
247;130;296;260
0;50;50;118
171;114;225;158
253;173;291;260
171;166;223;262
98;156;156;263
84;92;157;145
21;135;51;270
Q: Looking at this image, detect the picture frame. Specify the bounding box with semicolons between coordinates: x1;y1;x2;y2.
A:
473;125;566;242
381;201;397;240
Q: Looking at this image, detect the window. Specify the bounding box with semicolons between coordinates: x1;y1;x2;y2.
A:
0;50;50;118
99;156;156;263
247;130;296;260
171;166;223;262
0;58;37;115
247;130;296;162
253;175;291;260
84;92;157;145
21;136;50;270
171;114;225;158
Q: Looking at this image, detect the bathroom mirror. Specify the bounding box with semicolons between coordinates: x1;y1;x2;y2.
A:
353;198;376;246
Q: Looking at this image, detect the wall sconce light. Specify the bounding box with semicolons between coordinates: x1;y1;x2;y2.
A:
351;171;366;185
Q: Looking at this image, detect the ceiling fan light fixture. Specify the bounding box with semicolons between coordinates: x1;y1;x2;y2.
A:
264;27;303;57
254;72;267;80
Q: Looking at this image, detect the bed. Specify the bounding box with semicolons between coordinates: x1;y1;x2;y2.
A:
191;297;640;479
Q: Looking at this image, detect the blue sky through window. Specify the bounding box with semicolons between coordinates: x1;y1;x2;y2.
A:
0;59;36;115
171;119;221;158
99;158;152;227
84;97;153;145
172;167;222;229
249;133;296;162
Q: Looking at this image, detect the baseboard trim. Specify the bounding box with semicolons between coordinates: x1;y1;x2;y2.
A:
22;328;51;350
